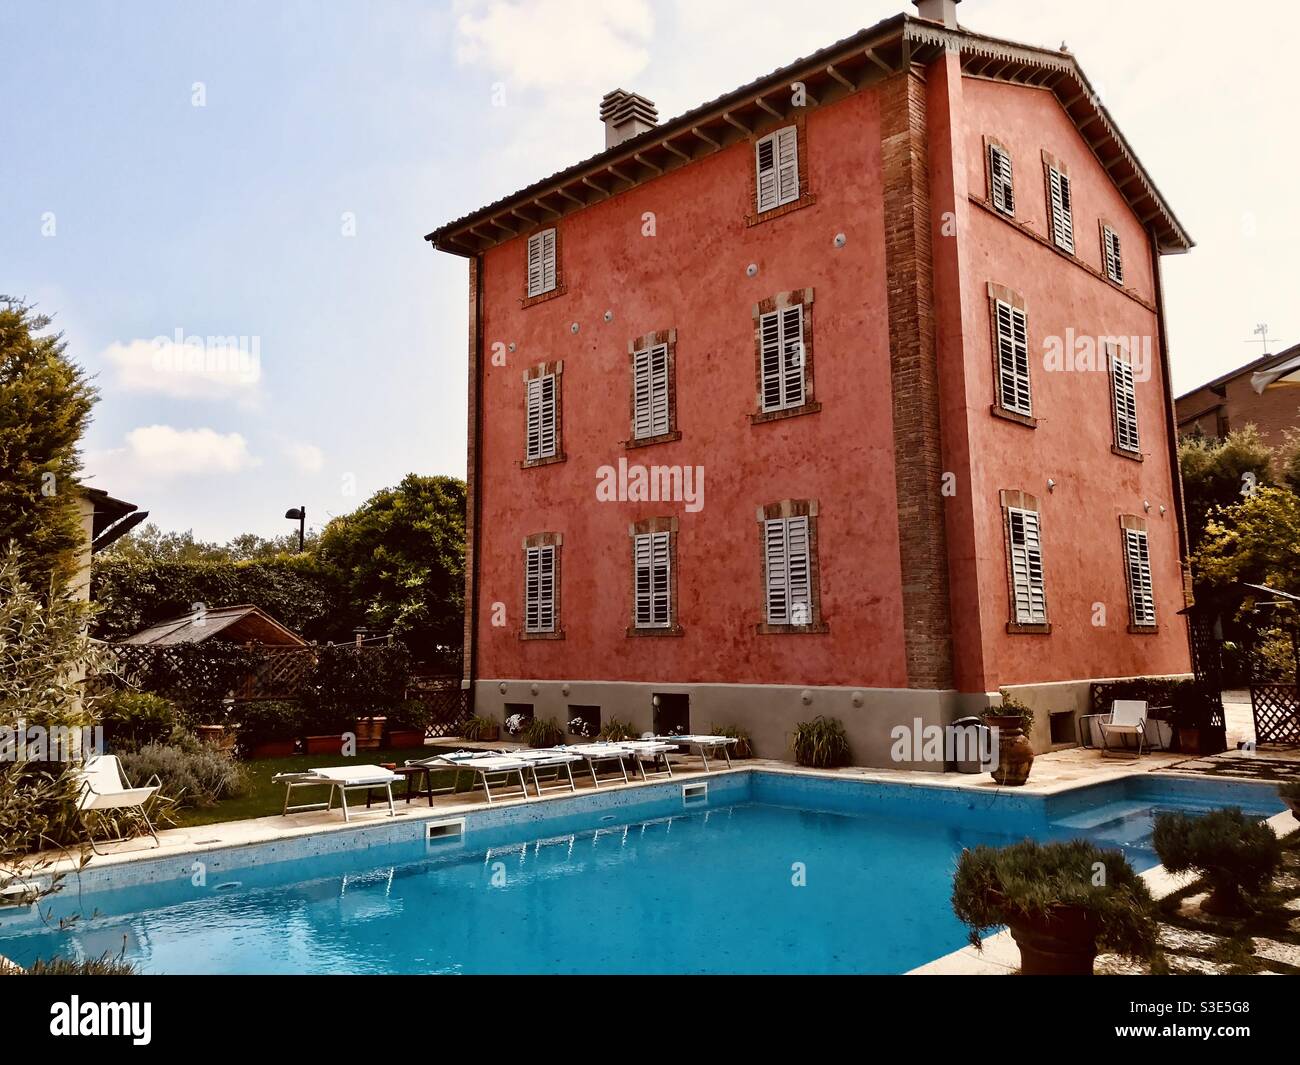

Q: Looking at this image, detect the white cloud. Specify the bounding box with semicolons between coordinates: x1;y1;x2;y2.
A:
455;0;653;91
285;442;324;474
104;334;262;401
88;426;259;485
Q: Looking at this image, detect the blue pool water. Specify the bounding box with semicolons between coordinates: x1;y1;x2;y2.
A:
0;771;1282;974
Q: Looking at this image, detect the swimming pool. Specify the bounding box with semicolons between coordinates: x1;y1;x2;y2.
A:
0;770;1283;974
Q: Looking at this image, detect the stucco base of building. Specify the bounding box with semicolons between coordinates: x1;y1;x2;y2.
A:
473;672;1194;769
475;679;995;771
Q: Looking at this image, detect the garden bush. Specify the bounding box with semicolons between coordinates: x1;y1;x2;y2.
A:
304;643;412;725
118;731;249;809
791;715;850;768
233;700;307;755
99;691;187;750
1152;807;1282;915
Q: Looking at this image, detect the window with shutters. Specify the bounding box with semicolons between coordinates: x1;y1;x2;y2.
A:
626;329;680;447
521;533;563;639
1121;522;1157;631
1000;491;1049;633
1043;153;1074;254
1101;223;1124;285
988;285;1033;422
987;140;1014;216
747;120;814;225
522;362;564;467
628;519;681;635
751;289;819;424
756;500;826;633
522;228;564;306
1109;343;1141;457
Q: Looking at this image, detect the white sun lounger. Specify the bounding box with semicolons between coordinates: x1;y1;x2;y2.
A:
564;742;634;788
74;755;163;855
410;752;531;804
508;748;582;796
273;765;400;821
654;734;738;771
619;740;678;779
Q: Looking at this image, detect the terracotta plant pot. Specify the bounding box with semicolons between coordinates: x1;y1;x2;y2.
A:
986;714;1034;787
250;739;296;759
355;717;386;751
478;725;501;743
197;724;234;749
1009;907;1102;975
1177;727;1202;755
304;734;346;755
386;728;426;749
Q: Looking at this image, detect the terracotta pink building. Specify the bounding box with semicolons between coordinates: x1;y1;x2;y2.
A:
426;0;1194;766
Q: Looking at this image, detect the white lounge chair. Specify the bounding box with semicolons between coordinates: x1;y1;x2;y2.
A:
411;752;531;804
74;755;162;855
508;748;582;796
619;740;678;779
654;734;738;771
273;765;399;821
1099;699;1148;758
565;742;634;788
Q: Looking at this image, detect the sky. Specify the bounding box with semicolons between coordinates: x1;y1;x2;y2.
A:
2;0;1296;542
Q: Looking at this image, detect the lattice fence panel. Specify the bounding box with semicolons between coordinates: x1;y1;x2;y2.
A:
1249;684;1300;745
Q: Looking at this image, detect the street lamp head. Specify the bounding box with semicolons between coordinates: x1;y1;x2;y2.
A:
284;508;304;520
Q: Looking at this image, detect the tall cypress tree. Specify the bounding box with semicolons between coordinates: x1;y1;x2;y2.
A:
0;297;97;592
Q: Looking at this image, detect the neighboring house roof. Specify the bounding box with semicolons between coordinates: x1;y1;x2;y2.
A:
121;604;307;647
1175;342;1300;404
425;12;1192;257
78;486;149;554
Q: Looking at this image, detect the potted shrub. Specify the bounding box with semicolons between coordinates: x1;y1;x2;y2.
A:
1152;807;1282;915
599;718;637;742
981;691;1034;786
710;723;753;759
354;713;387;751
790;716;849;768
462;715;501;743
99;691;186;751
235;700;305;759
952;839;1157;975
385;700;429;749
1279;780;1300;822
524;717;564;749
302;704;356;755
567;714;595;743
504;712;530;740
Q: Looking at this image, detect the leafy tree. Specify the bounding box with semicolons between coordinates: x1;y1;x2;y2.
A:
0;298;97;591
106;522;315;563
316;474;466;663
1178;426;1276;550
1274;428;1300;495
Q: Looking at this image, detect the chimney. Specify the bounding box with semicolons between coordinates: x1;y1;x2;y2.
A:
600;89;659;149
912;0;960;28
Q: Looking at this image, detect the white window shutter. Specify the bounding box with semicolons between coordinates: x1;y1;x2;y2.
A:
989;144;1014;215
1048;168;1074;253
524;545;555;633
1111;347;1140;453
995;300;1032;416
1125;529;1156;627
634;531;671;627
1008;507;1047;625
1103;225;1123;284
632;343;670;439
759;305;806;412
765;516;812;625
756;126;799;213
527;229;557;298
525;374;557;460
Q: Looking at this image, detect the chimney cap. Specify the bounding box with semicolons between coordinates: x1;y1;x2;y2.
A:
912;0;961;28
600;89;659;149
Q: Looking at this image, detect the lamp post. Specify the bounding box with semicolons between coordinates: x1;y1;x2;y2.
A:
284;506;305;553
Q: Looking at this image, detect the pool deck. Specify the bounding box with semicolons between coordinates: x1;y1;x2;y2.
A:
17;727;1296;882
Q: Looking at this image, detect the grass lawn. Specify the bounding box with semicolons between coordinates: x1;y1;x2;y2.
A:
172;745;462;828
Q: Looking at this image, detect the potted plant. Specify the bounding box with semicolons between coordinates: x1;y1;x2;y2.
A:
354;713;387;751
598;718;637;742
524;717;564;748
567;715;595;743
710;723;753;759
235;700;304;759
504;712;531;740
302;704;355;756
385;700;429;749
462;715;501;743
952;839;1157;975
1152;807;1282;915
1279;780;1300;823
981;691;1034;786
790;716;849;768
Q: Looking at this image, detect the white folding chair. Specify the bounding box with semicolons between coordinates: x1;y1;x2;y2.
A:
74;755;162;855
1099;699;1148;758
